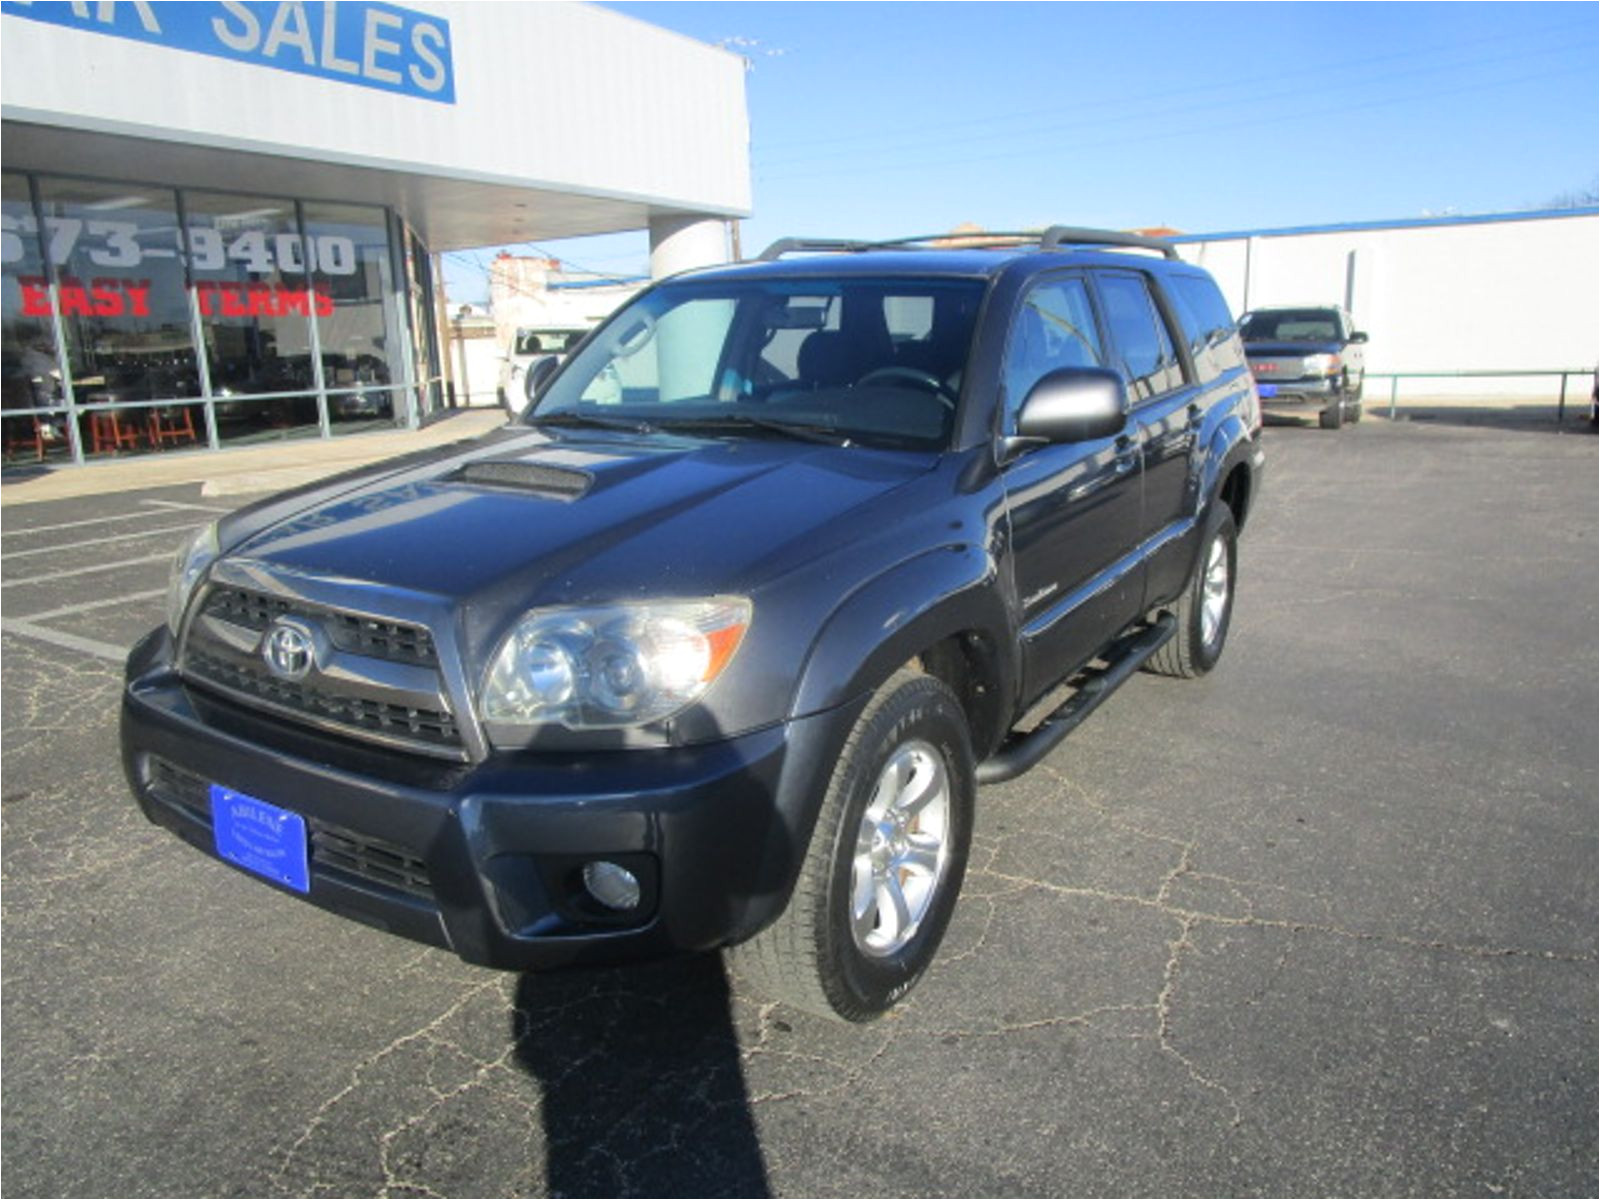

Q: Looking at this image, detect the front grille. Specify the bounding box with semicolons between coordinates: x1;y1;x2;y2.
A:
185;649;461;748
203;588;437;666
310;824;432;899
143;755;434;901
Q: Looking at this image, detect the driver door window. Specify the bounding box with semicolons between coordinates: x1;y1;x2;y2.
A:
1003;276;1104;426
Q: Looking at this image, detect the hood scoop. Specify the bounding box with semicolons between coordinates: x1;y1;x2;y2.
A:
450;460;593;500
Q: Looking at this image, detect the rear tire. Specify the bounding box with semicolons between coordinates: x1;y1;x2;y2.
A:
1145;504;1237;679
729;669;974;1022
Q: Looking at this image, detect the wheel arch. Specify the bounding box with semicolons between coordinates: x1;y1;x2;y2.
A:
789;544;1017;758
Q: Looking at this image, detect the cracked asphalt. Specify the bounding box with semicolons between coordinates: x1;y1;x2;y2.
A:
2;416;1595;1197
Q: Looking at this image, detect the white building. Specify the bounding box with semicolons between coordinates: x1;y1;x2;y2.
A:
1174;209;1598;399
1;1;748;464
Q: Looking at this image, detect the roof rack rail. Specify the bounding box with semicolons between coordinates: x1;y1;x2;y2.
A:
755;237;876;261
755;227;1180;262
1039;226;1179;259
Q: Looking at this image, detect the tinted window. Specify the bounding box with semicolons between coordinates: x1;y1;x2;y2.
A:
1168;273;1245;382
1096;273;1183;400
1003;276;1103;419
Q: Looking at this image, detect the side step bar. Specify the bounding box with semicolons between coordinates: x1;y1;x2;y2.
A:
976;614;1176;785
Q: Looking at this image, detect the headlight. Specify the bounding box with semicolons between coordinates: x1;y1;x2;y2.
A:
481;598;751;731
165;521;219;634
1302;353;1341;376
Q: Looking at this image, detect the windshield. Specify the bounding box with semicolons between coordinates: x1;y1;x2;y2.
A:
528;277;986;450
1240;309;1342;342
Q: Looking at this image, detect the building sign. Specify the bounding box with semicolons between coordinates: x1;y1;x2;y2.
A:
0;1;455;104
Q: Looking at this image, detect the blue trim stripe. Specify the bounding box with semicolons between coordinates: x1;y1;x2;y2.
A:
1170;206;1598;244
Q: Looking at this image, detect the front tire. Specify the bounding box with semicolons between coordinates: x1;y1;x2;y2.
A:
1145;504;1237;679
729;669;974;1022
1319;397;1345;429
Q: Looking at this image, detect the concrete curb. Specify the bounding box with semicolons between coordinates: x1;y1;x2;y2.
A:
0;409;510;507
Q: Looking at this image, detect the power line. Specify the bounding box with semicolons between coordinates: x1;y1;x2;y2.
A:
755;63;1596;185
752;18;1592;159
756;38;1587;173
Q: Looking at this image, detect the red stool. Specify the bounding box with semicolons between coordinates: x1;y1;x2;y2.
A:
3;415;45;461
148;406;198;448
89;410;140;454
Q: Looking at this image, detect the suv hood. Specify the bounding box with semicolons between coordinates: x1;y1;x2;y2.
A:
225;426;935;610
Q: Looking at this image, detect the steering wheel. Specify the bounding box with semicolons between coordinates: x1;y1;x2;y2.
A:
854;366;959;409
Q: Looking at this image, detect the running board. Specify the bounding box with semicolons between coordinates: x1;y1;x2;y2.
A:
976;613;1176;785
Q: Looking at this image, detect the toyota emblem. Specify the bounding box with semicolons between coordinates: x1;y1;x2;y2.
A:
262;619;317;680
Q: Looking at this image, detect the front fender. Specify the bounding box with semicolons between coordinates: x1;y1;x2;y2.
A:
789;542;1016;742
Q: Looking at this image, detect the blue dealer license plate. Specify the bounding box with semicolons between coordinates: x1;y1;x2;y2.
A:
210;784;310;894
1255;383;1278;398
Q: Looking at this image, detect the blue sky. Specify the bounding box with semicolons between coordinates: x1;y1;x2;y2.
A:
445;1;1598;298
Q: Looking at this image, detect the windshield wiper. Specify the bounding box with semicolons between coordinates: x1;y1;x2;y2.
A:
653;414;851;446
529;411;657;434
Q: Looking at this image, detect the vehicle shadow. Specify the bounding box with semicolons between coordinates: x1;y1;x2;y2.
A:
512;954;771;1198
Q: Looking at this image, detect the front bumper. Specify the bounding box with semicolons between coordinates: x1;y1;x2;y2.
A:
121;628;857;970
1253;375;1340;407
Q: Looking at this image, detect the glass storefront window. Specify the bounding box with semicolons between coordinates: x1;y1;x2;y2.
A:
303;201;399;428
214;394;322;449
2;170;418;464
184;190;323;442
1;172;70;460
33;177;200;412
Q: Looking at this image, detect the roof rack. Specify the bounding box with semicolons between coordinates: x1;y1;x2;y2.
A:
754;226;1179;262
755;238;877;261
1039;226;1179;260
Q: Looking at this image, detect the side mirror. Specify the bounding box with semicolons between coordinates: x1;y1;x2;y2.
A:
1004;368;1128;459
1350;331;1369;344
524;355;560;403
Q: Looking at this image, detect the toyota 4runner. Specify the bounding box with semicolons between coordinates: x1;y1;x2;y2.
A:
122;228;1265;1022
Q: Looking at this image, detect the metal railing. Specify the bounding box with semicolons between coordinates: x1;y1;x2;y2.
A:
1370;368;1598;425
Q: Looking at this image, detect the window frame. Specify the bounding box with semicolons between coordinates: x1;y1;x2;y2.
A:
1089;268;1192;407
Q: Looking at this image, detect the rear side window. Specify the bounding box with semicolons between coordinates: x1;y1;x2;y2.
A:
1167;273;1246;382
1095;273;1183;401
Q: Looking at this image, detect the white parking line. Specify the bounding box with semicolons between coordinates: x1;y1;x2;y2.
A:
139;499;231;514
0;619;127;662
3;509;175;537
1;523;198;561
0;498;226;538
0;552;172;588
19;587;167;621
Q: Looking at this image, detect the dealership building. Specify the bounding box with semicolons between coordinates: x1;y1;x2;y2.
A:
1;1;749;465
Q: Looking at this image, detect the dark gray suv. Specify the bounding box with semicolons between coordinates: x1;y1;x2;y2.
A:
123;227;1264;1021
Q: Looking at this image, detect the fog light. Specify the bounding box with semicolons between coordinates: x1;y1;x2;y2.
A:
581;860;641;911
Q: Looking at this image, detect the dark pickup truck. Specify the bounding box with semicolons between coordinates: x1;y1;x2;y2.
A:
122;228;1265;1021
1240;304;1368;429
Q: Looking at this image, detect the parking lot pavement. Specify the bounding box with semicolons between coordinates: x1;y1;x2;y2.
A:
2;419;1595;1197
